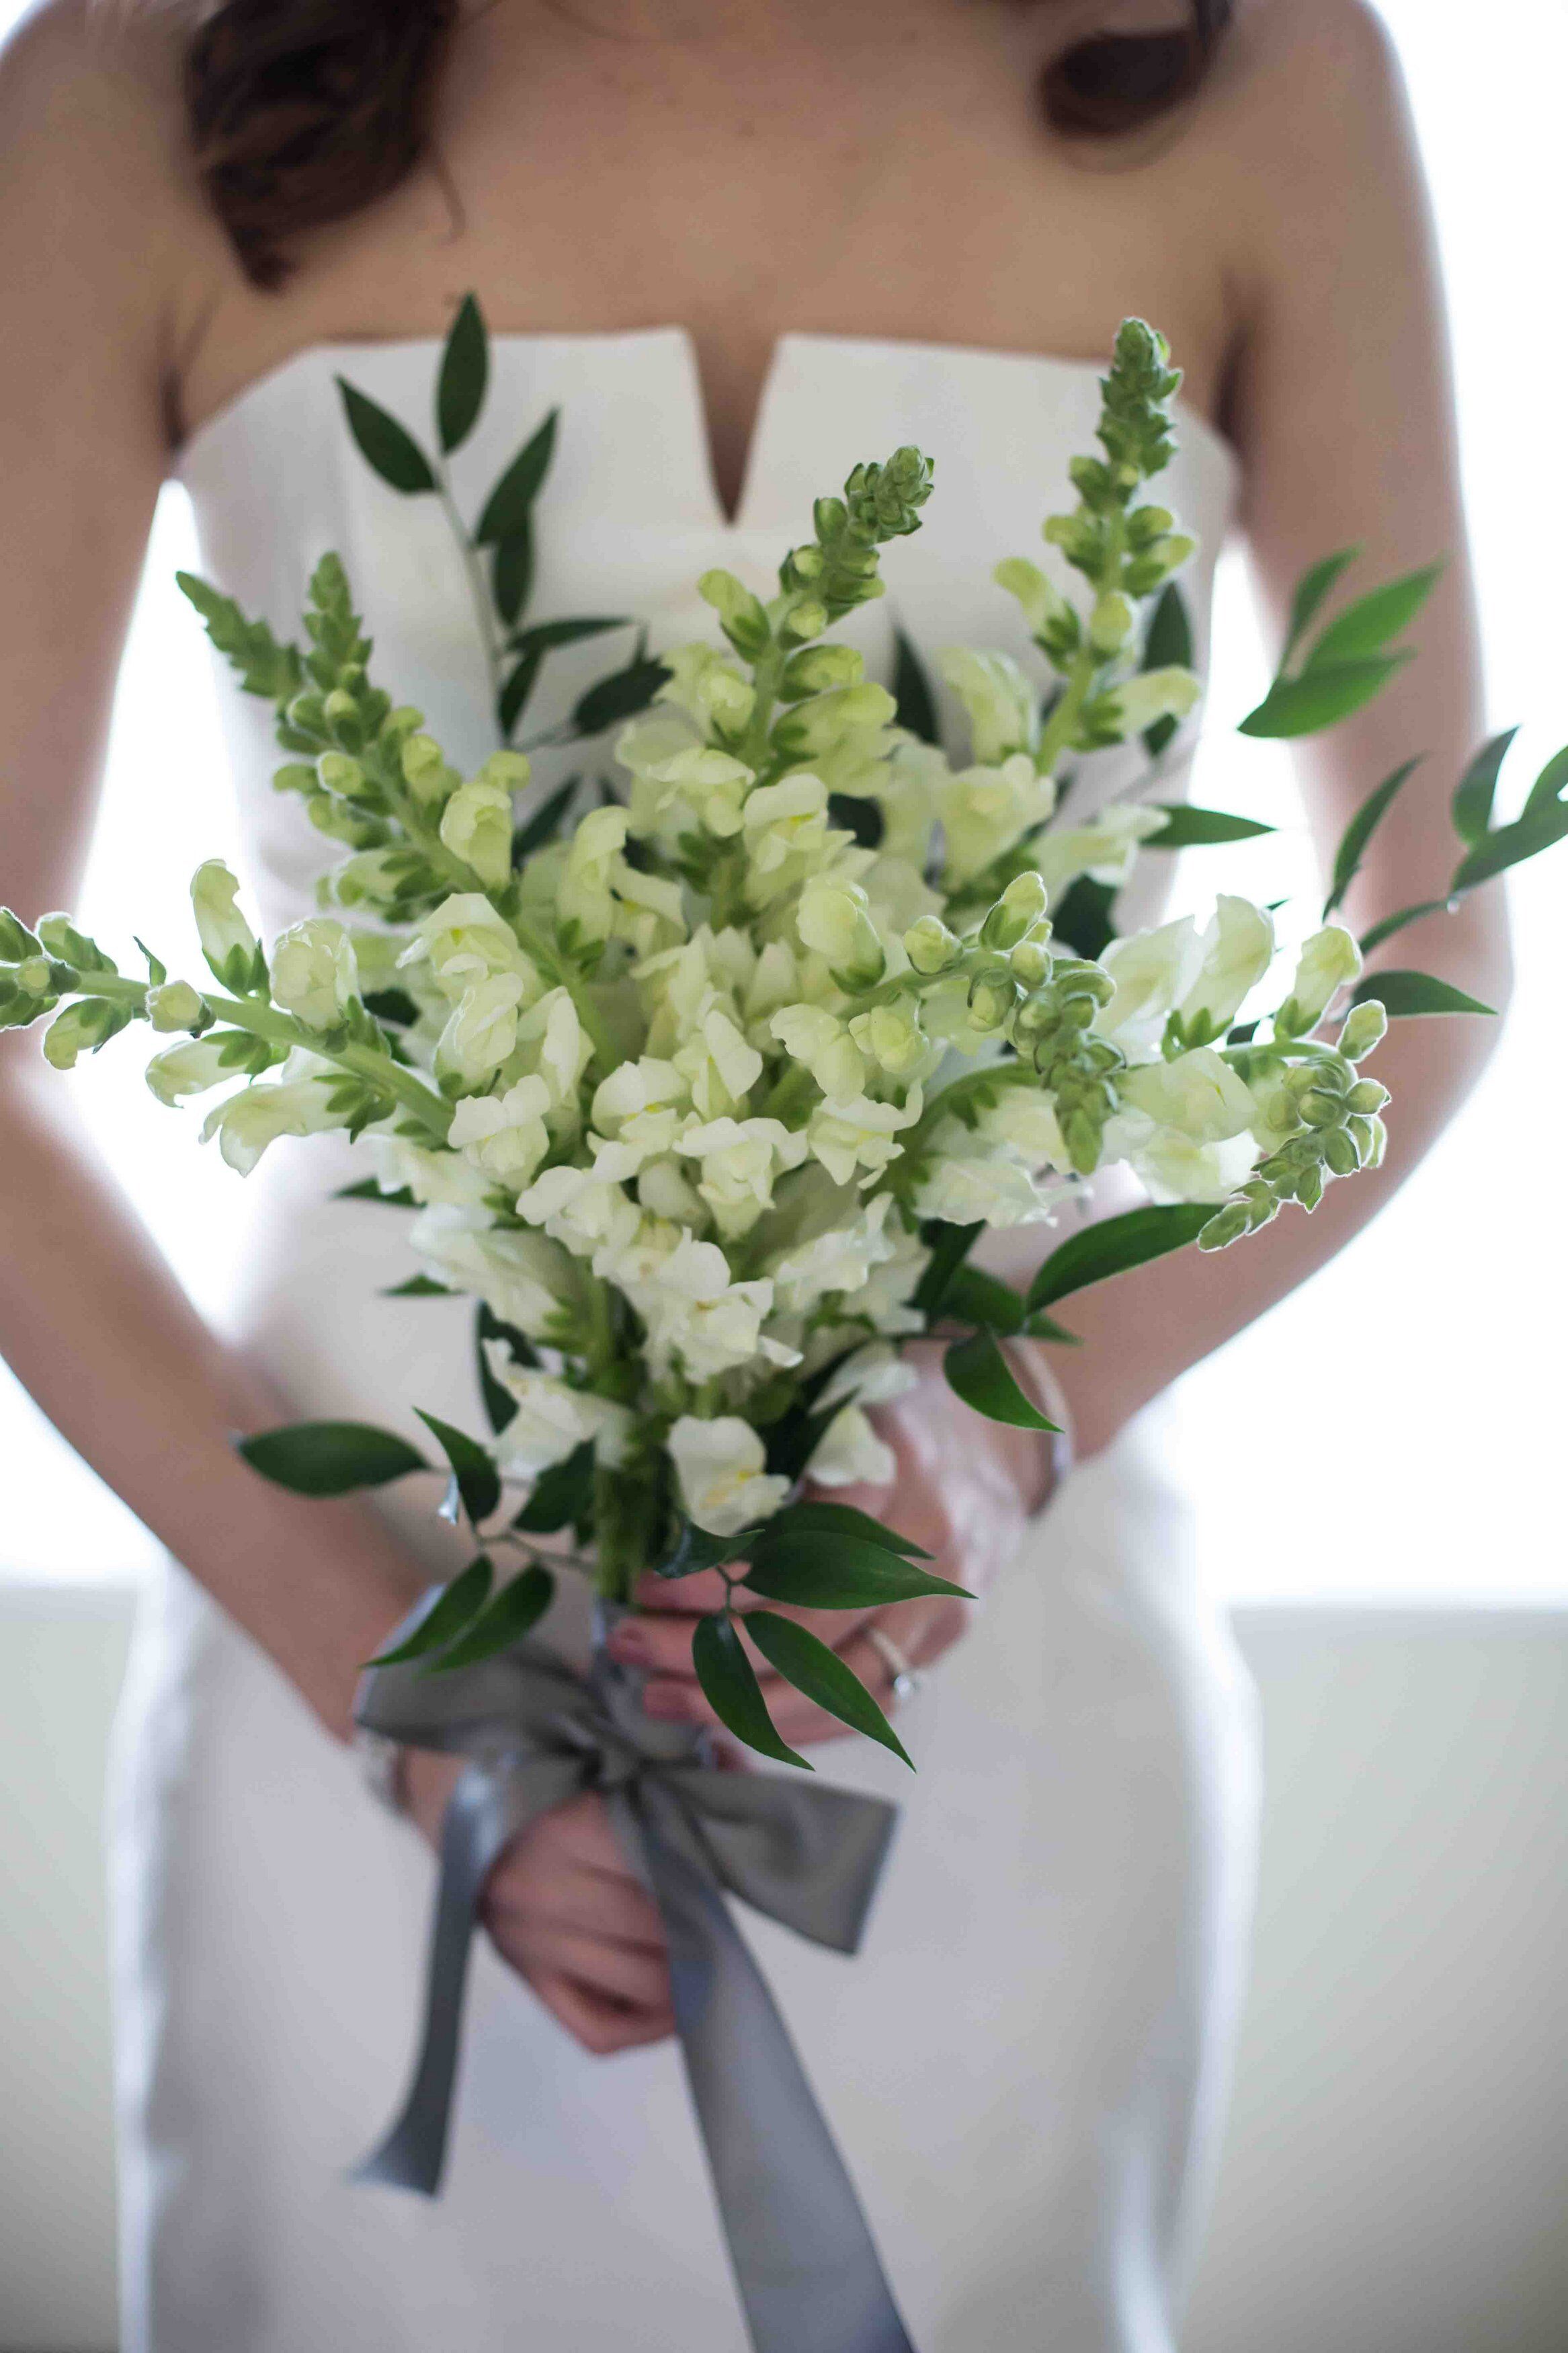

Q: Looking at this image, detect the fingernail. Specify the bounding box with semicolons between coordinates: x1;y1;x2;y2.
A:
608;1628;650;1663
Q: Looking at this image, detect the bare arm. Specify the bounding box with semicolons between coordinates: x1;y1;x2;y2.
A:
998;0;1508;1451
0;6;422;1734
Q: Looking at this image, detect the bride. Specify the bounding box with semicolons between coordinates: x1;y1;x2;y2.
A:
0;2;1505;2348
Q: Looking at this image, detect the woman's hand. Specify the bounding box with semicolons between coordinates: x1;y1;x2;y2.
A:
606;1339;1065;1751
402;1751;675;2057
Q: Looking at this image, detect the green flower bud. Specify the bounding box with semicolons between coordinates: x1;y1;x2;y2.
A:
0;909;42;962
316;751;366;797
1323;1124;1360;1176
323;687;360;731
401;732;452;805
147;980;208;1033
1089;591;1136;656
1125;504;1175;551
191;861;264;994
1009;936;1053;988
1198;1202;1251;1251
273;762;317;797
42;997;117;1070
698;568;772;659
903;914;962;974
1298;1088;1342;1129
849;999;927;1076
383;706;425;741
780;598;829;646
796;879;885;990
980;869;1049;951
1338;999;1388;1062
778;643;864;700
1344;1077;1390;1116
16;955;52;999
37;914;114;973
966;967;1018;1032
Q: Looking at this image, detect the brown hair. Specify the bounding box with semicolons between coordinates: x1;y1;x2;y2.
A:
178;1;1232;290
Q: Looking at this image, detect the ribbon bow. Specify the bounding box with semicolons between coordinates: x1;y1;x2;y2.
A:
354;1602;916;2353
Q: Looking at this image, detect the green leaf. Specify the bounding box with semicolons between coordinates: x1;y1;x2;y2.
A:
134;934;168;986
509;616;626;659
944;1329;1061;1431
381;1274;456;1298
1357;898;1452;955
476;1302;538;1434
1348;969;1496;1017
1323;756;1421;920
414;1408;501;1526
498;648;544;739
364;1556;494;1667
745;1611;912;1767
743;1536;972;1610
334;1176;415;1206
761;1501;930;1558
570;653;671;737
1451;728;1518;848
653;1519;745;1580
826;792;884;849
1450;801;1568;893
362;986;421;1029
512;1441;595;1533
1278;547;1360;674
1026;1202;1212;1312
1239;655;1411;739
1022;1310;1081;1344
235;1420;427;1497
492;522;534;628
424;1564;554;1672
335;379;437;494
436;293;488;454
693;1613;810;1767
912;1220;983;1319
511;777;579;865
892;627;940;743
1307;561;1441;669
1141;582;1194;756
474;410;559;545
1143;805;1274;850
940;1263;1026;1335
1522;742;1568;824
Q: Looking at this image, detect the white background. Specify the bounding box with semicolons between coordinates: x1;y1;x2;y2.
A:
1;0;1563;1595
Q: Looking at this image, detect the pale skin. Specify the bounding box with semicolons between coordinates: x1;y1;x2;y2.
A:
0;0;1508;2055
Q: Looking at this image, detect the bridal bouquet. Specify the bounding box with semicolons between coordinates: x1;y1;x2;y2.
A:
5;313;1560;1767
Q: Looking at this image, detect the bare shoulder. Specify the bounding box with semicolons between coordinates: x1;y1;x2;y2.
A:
1201;0;1417;200
0;1;231;393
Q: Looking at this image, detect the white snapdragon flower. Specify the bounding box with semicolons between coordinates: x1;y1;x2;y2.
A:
742;772;833;893
639;1235;783;1381
1103;1111;1260;1205
938;647;1036;764
270;916;359;1031
368;1133;490;1208
591;1057;689;1170
559;805;630;946
200;1074;348;1175
517;989;594;1124
610;861;686;958
409;1203;578;1334
1104;666;1202;737
939;753;1056;890
768;1189;901;1316
856;1214;931;1336
1179;896;1276;1037
145;1037;239;1105
439;777;514;889
807;1086;923;1189
448;1074;553;1189
436;970;530;1087
191;860;260;986
675;1115;810;1237
646;745;753;841
1279;924;1362;1033
1032;804;1166;904
668;1415;790;1538
401;893;538;1002
145;980;207;1034
911;1154;1055;1227
481;1343;631;1478
796;879;885;988
1117;1046;1257;1143
516;1163;643;1274
673;1004;764;1119
817;1341;919;1412
1096;918;1202;1054
652;643;755;733
867;737;945;868
770;1002;867;1099
636;1156;707;1226
993;554;1076;641
806;1406;897;1489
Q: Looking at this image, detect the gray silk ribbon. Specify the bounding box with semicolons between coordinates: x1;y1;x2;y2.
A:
353;1597;915;2353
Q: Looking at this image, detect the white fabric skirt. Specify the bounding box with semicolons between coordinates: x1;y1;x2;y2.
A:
108;1405;1258;2353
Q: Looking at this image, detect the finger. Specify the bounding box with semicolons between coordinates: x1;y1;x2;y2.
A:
526;1968;676;2058
502;1924;673;2015
609;1598;875;1681
640;1601;956;1738
526;1790;645;1883
630;1566;736;1615
487;1856;666;1955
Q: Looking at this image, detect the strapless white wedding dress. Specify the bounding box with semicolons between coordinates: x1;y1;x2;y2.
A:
109;330;1259;2353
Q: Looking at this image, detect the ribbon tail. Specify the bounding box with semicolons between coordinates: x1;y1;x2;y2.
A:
354;1759;527;2195
616;1788;917;2353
